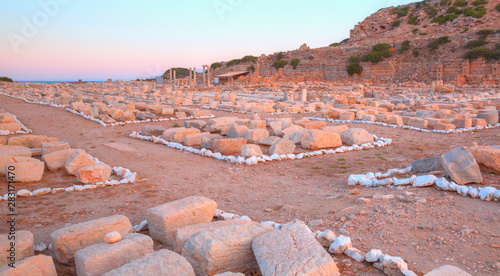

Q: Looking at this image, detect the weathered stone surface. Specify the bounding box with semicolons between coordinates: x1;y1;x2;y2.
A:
5;159;44;182
302;130;342;150
0;255;57;276
228;124;248;139
303;121;326;130
200;134;222;149
282;125;304;137
185;120;208;130
241;144;263;158
77;164;112;184
269;138;296;155
252;220;339;276
184;133;210;147
172;220;251;254
441;147;483;185
322;125;349;135
258;136;281;146
213;138;247;156
0;230;34;267
31;137;58;148
340;128;374;146
41;149;78;171
477;111;499;126
41;141;70;156
412;156;443;173
248;120;266;129
407;118;428;129
141;125;166;136
182;222;273;276
452;118;472;129
244;129;269;144
105;232;122;244
7;135;45;148
470;146;500;174
75;234;153;276
424;265;471;276
170;128;201;143
103;249;195;276
49;215;133;265
146;196;217;246
0;123;21;132
0;146;32;157
65;149;97;176
0;156;38;175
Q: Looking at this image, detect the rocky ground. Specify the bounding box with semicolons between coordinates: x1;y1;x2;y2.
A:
0;94;499;275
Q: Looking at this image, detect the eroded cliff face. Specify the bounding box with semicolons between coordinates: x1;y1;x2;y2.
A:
213;0;500;86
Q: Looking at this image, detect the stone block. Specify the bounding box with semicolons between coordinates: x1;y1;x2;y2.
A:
0;230;33;267
441;147;483;185
77;164;112;184
340;128;374;146
212;138;247;156
41;149;78;171
0;255;56;276
65;149;97;176
302;130;342;150
41;141;70;156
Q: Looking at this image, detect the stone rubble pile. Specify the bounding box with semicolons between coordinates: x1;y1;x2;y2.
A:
0;111;32;135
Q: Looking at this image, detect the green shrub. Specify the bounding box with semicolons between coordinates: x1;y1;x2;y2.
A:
454;0;468;6
226;59;241;66
478;29;494;39
412;28;420;34
408;14;419;25
496;4;500;12
413;49;420;57
276;52;284;61
447;5;462;14
431;14;458;24
465;39;488;48
241;55;257;63
348;56;360;63
440;0;451;6
464;47;500;60
424;5;438;17
372;43;391;52
471;0;488;6
0;77;13;82
428;36;451;50
463;6;487;18
272;59;288;70
291;58;300;69
391;6;410;18
461;27;469;33
330;42;341;47
392;20;401;28
362;52;384;63
400;40;411;53
346;63;363;76
247;65;255;72
419;32;428;35
210;62;222;70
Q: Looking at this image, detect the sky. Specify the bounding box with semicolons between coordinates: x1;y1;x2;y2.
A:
0;0;417;81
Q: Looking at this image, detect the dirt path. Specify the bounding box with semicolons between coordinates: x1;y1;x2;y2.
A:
1;94;499;275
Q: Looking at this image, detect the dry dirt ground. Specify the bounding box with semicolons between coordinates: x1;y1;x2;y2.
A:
1;94;499;275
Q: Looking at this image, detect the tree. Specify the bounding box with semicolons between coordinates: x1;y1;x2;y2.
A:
346;63;363;76
0;76;13;82
291;58;300;69
210;62;222;70
276;52;284;61
272;59;288;71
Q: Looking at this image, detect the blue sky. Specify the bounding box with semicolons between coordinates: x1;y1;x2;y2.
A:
0;0;416;81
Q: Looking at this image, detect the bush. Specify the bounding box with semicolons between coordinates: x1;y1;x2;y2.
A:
413;49;420;57
431;14;458;24
226;59;241;66
464;47;500;60
210;62;222;70
392;20;401;28
276;52;284;61
465;39;488;48
447;5;462;14
391;6;410;18
463;6;487;18
348;56;360;63
424;6;438;17
241;55;257;63
496;4;500;12
346;63;363;76
400;40;411;53
291;58;300;69
272;59;288;70
163;68;191;79
440;0;451;6
408;14;419;25
428;36;451;50
478;29;494;39
330;42;341;47
419;32;428;35
372;43;391;52
471;0;488;6
454;0;468;6
362;52;384;63
0;76;13;82
412;28;420;34
247;65;255;72
461;27;469;33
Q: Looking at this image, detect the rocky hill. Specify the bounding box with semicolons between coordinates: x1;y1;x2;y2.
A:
211;0;500;86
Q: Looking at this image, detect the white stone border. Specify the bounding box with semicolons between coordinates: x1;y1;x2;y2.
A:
306;116;500;134
201;105;314;116
389;96;500;104
0;112;32;135
347;168;500;203
0;154;138;200
129;131;392;166
0;91;68;108
66;108;215;127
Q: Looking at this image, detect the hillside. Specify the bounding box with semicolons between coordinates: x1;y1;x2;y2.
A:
211;0;500;86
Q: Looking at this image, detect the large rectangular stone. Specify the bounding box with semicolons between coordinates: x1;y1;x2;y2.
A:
146;196;216;246
49;215;133;265
0;123;21;132
412;156;443;173
103;250;195;276
75;234;153;276
441;147;483;185
41;141;70;156
185;133;210;147
41;149;78;171
182;222;273;276
0;255;57;276
6;160;44;182
252;221;340;276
